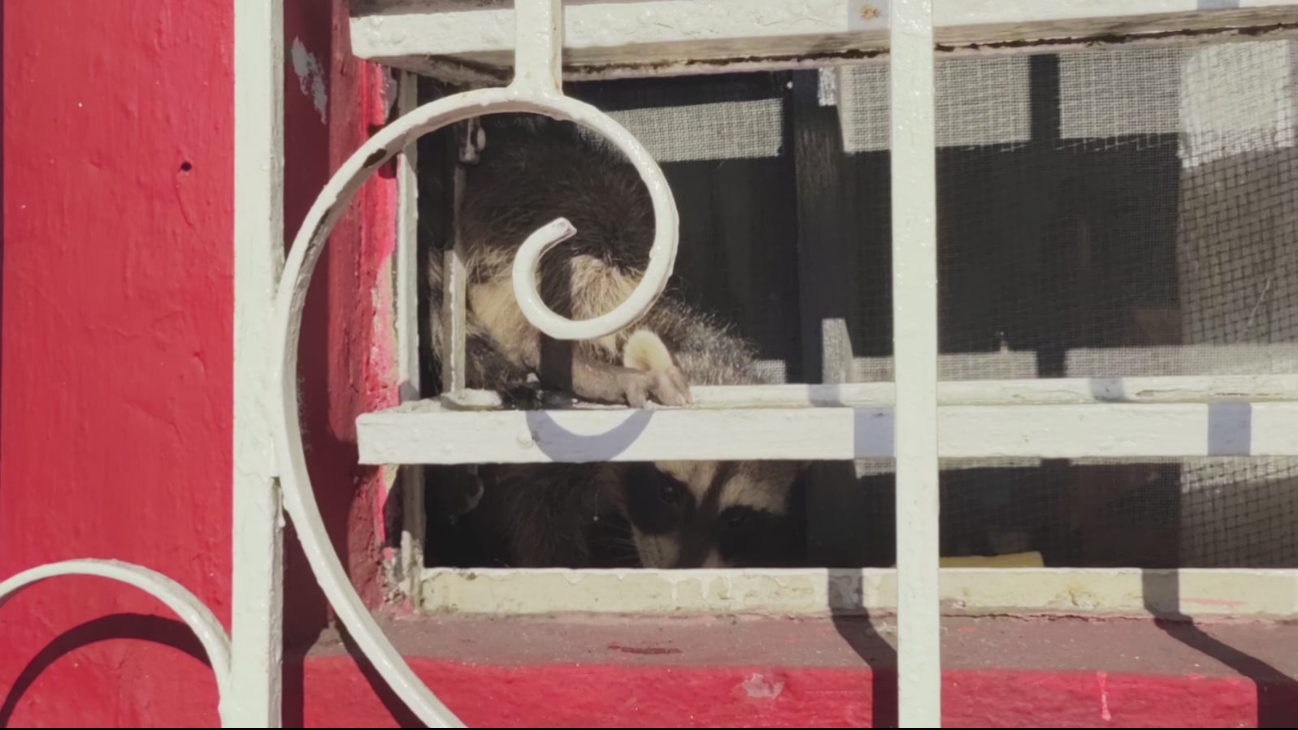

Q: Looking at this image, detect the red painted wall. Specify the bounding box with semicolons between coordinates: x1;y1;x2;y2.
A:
0;0;397;724
1;0;234;725
302;660;1296;729
3;2;1293;729
282;0;399;641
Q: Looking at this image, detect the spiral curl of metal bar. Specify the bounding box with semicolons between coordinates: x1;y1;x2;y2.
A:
269;86;679;727
0;559;234;725
511;204;677;341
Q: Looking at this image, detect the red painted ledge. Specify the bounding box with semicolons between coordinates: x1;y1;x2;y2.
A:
3;613;1295;727
293;613;1298;728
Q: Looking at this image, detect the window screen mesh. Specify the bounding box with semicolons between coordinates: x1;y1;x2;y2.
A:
421;41;1298;570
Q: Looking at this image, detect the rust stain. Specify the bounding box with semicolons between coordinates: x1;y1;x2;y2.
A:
424;53;511;82
935;22;1298;53
608;642;682;656
574;47;886;76
566;21;1298;78
422;19;1298;84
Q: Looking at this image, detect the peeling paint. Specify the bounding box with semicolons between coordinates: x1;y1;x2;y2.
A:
740;672;785;699
290;37;328;124
1097;671;1113;722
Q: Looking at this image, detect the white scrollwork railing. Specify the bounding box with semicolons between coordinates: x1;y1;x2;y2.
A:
0;560;234;724
1;1;678;727
267;0;679;726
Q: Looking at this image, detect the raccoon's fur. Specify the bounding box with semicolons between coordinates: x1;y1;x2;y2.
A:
427;114;805;569
428;115;763;398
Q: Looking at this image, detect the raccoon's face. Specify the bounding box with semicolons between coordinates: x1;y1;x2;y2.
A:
619;460;803;568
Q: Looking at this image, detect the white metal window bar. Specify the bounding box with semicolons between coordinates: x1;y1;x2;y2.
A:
231;0;287;723
3;2;1298;729
890;1;941;723
396;72;426;596
351;0;1298;81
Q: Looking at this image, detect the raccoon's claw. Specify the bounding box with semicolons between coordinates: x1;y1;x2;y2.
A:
659;366;692;406
621;371;654;408
621;367;691;408
618;329;692;408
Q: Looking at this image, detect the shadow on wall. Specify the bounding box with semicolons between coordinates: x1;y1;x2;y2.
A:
0;614;214;727
1142;570;1298;728
1;0;7;486
829;569;899;728
282;0;408;724
822;569;1298;728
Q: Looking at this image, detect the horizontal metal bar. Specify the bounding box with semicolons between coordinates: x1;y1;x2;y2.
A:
357;397;1298;464
850;345;1298;382
415;565;1298;618
350;0;1298;81
423;374;1298;413
685;375;1298;408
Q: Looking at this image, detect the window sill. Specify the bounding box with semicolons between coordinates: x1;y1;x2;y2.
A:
411;566;1298;618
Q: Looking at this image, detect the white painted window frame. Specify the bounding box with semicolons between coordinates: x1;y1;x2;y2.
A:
2;2;1296;729
363;2;1298;729
369;2;1298;728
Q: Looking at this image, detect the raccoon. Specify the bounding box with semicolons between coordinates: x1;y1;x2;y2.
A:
440;329;806;569
427;113;805;569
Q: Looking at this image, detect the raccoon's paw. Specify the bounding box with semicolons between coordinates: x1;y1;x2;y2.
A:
621;329;692;408
620;366;691;408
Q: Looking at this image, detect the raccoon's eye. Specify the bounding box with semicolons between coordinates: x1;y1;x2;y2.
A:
626;466;689;535
719;507;761;535
658;482;680;505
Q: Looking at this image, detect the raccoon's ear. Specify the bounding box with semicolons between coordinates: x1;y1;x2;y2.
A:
622;329;675;373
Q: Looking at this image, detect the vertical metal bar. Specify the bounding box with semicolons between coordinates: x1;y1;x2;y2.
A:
395;72;426;594
890;0;941;726
444;1;568;395
396;72;422;406
232;0;286;724
442;170;469;395
511;0;563;92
